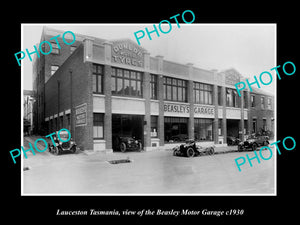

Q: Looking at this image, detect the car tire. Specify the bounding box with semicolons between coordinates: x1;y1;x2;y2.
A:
138;143;143;152
238;145;243;152
208;147;215;155
120;142;126;153
54;146;61;155
252;143;258;151
186;147;195;158
71;146;76;154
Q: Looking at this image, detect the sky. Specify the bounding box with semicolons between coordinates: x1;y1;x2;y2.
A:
22;24;276;94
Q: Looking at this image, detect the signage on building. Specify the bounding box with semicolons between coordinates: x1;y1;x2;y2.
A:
111;40;144;67
75;103;87;127
225;69;241;86
164;103;214;115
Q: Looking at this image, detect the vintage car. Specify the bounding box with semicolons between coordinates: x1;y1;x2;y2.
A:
227;136;240;146
173;139;215;157
112;135;143;152
48;130;78;155
238;135;269;151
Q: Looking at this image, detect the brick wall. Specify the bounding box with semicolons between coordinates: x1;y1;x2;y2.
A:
45;44;93;150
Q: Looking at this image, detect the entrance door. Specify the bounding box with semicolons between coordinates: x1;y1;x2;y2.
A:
112;114;144;151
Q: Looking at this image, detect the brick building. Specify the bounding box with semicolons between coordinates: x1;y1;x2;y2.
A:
32;27;274;152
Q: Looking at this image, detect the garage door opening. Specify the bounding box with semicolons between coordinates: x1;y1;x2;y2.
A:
112;114;144;152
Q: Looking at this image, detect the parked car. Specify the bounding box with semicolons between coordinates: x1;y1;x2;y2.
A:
238;135;269;151
173;139;215;157
227;136;240;146
113;135;143;152
169;134;189;142
48;130;78;155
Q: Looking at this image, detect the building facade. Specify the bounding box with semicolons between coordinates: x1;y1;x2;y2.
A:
33;27;274;152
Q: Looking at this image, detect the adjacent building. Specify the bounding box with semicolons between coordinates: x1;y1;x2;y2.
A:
32;27;275;152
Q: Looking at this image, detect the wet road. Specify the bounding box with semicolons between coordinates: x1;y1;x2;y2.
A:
22;147;275;195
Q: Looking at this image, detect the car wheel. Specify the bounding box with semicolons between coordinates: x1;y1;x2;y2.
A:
208;147;215;155
120;142;126;153
71;146;76;153
238;145;243;152
54;146;60;155
186;147;195;158
252;143;258;151
263;141;269;146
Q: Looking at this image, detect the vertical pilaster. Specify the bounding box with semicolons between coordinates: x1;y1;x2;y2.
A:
143;51;151;150
240;90;245;141
103;41;112;152
221;86;227;144
212;70;219;144
187;63;194;140
156;55;164;146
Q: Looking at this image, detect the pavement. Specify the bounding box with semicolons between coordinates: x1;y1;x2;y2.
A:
21;135;276;195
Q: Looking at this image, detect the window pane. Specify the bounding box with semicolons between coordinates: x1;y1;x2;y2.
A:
172;86;177;101
124;79;130;95
182;88;186;102
98;75;102;93
117;78;123;94
167;86;172;100
136;81;141;96
131;71;136;79
178;87;182;101
92;75;97;92
124;70;130;78
111;77;116;93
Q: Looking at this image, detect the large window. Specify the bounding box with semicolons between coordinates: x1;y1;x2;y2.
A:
261;96;265;109
92;64;103;94
93;113;104;139
251;95;255;107
194;119;213;141
150;74;158;100
151;116;158;137
267;97;272;110
164;117;188;142
111;68;143;97
51;42;60;54
51;65;59;76
194;82;213;105
226;88;239;107
163;77;187;102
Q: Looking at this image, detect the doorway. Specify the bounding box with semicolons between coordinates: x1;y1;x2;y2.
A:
112;114;144;151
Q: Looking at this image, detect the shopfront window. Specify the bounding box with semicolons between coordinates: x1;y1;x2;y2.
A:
164;117;188;142
194;118;213;141
93;113;104;139
111;68;143;97
194;82;213;105
92;64;103;94
151;116;158;137
163;77;187;102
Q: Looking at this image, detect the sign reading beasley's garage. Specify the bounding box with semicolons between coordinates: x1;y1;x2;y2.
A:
75;103;87;127
164;103;214;116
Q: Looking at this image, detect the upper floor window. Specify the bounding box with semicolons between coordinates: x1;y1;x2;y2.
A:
267;97;272;110
51;65;59;76
92;64;103;94
251;95;255;107
226;88;239;107
261;96;265;109
150;74;158;100
163;77;187;102
51;43;60;54
194;82;213;105
111;68;143;97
